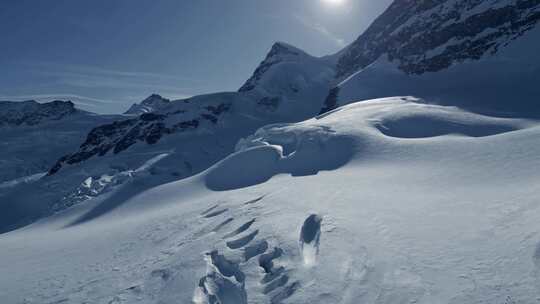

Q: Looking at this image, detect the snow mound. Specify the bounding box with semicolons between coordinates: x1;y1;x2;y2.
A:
373;106;524;139
205;123;354;191
206;97;534;191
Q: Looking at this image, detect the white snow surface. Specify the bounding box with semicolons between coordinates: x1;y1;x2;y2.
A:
1;97;539;304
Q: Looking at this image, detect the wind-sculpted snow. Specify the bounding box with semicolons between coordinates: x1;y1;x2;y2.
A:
206;97;534;192
375;110;522;138
205;124;355;191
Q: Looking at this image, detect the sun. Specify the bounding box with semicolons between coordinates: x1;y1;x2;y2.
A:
321;0;346;6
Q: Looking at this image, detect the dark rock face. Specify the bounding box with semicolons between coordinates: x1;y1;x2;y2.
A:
48;102;231;175
337;0;540;79
0;100;77;126
239;42;303;92
318;87;340;115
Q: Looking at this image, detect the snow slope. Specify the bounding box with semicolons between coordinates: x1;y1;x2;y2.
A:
1;97;539;304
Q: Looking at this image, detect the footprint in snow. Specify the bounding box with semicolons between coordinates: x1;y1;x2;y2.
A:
299;214;322;267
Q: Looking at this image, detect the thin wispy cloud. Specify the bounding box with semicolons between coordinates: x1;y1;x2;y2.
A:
3;62;204;113
20;62;206;96
293;14;346;48
29;62;194;82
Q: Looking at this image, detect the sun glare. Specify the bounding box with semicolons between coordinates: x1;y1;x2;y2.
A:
321;0;346;6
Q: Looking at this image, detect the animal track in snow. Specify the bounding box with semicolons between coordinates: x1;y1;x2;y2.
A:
194;200;299;304
224;219;256;239
211;218;234;233
270;281;300;304
259;247;283;274
194;250;247;304
243;240;268;262
244;196;265;205
261;266;285;284
203;208;229;218
263;274;289;294
533;242;540;267
257;246;298;302
150;268;172;281
226;230;259;249
299;214;322;267
200;204;219;216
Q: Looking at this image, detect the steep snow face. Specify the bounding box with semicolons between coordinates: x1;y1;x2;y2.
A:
323;1;540;117
336;0;540;78
124;94;171;115
1;97;539;304
240;42;336;119
0;100;78;126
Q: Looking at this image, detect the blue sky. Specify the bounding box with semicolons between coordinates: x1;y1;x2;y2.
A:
0;0;391;113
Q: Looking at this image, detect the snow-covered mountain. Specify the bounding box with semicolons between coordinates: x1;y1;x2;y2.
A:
239;42;335;119
124;94;171;115
322;0;540;116
1;0;540;303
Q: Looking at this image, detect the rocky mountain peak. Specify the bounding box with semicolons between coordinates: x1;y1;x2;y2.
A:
124;94;171;115
238;41;311;93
